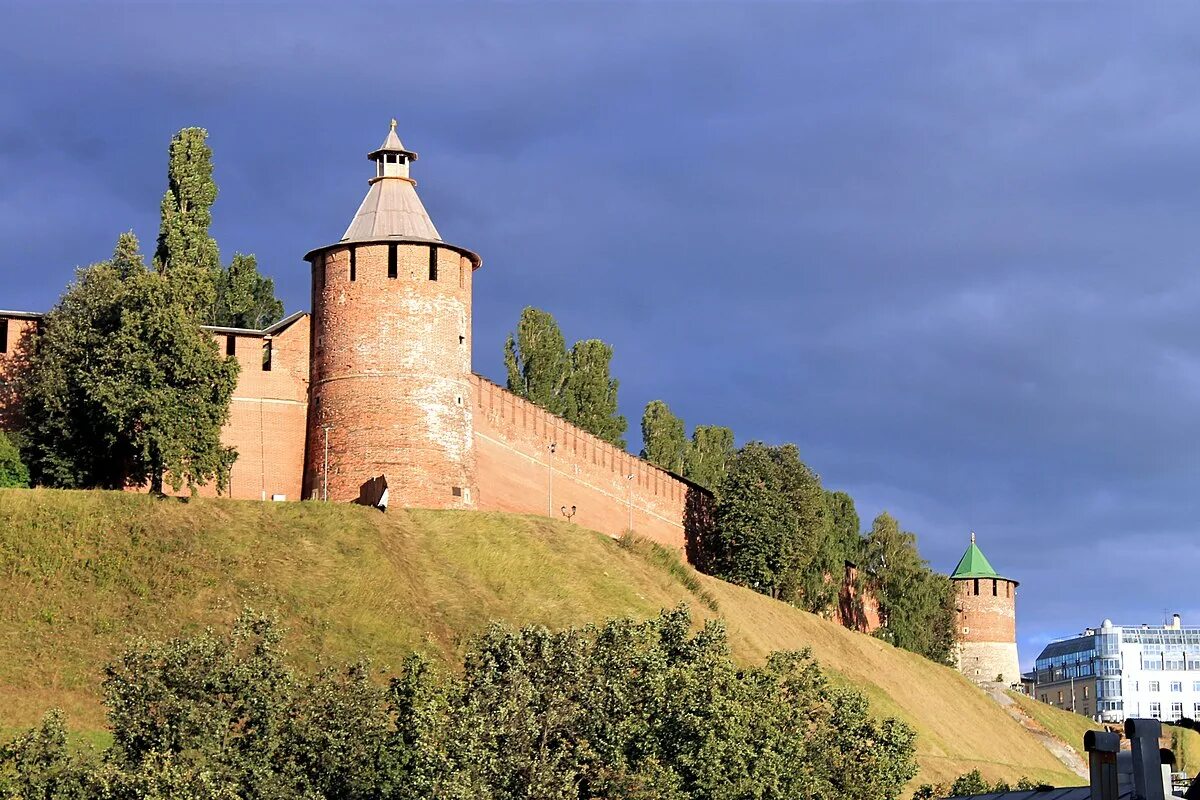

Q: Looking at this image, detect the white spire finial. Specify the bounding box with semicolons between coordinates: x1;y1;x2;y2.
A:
970;531;976;544
390;118;398;132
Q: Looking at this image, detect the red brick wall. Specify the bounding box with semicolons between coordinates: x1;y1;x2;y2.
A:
955;577;1017;643
832;563;883;633
0;316;38;431
304;243;476;508
206;317;310;501
471;375;694;552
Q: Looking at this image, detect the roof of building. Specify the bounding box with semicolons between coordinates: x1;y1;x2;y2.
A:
946;788;1118;800
305;121;481;268
342;176;441;242
952;533;1008;580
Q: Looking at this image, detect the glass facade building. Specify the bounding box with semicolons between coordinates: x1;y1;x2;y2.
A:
1033;616;1200;723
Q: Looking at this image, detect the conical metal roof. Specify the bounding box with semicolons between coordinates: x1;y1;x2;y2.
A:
952;533;1010;581
341;177;441;242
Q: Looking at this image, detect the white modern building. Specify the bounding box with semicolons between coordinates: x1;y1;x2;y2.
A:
1032;615;1200;724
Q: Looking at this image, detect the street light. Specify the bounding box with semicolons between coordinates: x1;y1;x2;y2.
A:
547;441;556;517
561;505;577;523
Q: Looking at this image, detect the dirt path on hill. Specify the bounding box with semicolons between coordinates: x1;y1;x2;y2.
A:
981;684;1090;780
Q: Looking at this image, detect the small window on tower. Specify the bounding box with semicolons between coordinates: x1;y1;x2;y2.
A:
262;340;273;372
226;335;236;356
0;318;8;354
992;579;998;597
973;578;980;595
428;246;438;281
451;486;463;497
388;244;398;279
349;247;357;281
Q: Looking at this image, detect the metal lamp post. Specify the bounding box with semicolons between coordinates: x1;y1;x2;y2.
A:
547;441;556;517
561;505;577;523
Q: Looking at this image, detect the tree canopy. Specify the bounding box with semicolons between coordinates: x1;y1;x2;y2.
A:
504;306;570;416
20;234;239;493
682;425;734;491
563;339;627;447
212;252;285;330
1;608;918;800
639;400;686;473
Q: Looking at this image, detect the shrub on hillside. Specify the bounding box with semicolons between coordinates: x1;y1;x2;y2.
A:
0;431;28;488
1;607;918;800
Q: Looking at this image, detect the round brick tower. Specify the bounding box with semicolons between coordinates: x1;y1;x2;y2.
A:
302;121;482;507
952;533;1020;685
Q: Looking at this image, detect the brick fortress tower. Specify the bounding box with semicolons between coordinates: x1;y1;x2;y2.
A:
951;533;1020;685
302;121;482;506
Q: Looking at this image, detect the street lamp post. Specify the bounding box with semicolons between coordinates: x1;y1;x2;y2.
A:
561;505;577;523
547;441;556;517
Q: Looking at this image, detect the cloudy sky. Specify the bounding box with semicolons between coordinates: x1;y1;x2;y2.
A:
3;2;1198;666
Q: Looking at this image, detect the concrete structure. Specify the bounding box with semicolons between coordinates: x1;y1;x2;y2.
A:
1033;615;1200;724
952;533;1021;685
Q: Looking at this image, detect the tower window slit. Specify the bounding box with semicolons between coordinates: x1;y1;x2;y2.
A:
0;318;8;353
262;340;273;372
226;335;236;356
388;244;398;278
992;579;997;596
973;578;980;596
349;247;357;281
429;246;438;281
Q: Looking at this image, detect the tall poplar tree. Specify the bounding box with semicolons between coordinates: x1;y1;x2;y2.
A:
503;306;569;415
563;339;627;446
154;127;221;316
639;400;686;473
683;425;735;490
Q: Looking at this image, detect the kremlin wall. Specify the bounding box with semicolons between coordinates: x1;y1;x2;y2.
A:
0;123;1023;660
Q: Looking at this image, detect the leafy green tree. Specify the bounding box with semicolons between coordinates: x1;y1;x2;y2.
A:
3;609;918;800
21;234;239;494
111;230;145;280
682;425;734;491
864;512;958;663
504;306;570;416
154;127;221;317
825;489;862;565
640;400;685;473
212;253;285;330
563;339;627;447
0;431;28;488
706;443;840;612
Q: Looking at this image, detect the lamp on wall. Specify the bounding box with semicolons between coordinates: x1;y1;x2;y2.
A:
560;505;577;523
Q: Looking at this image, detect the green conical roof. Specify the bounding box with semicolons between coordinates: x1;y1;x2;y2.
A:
952;533;1001;579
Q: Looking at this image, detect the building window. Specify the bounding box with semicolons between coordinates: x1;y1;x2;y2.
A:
388;244;398;278
1149;681;1160;692
451;487;462;497
0;318;7;353
1150;702;1161;719
1193;682;1200;692
349;247;357;281
1006;582;1011;597
428;246;438;281
1057;691;1064;704
1170;682;1182;692
225;335;236;356
974;578;980;596
1083;685;1089;699
992;579;998;597
262;340;272;372
1194;703;1200;718
1170;702;1183;721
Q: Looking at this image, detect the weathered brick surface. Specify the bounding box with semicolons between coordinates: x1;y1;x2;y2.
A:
0;317;37;431
954;577;1020;683
472;375;691;551
832;563;882;633
303;243;476;508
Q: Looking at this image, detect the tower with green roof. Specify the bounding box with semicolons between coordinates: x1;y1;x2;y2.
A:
951;532;1020;685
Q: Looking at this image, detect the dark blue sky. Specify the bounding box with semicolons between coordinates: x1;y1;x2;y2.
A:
4;2;1198;666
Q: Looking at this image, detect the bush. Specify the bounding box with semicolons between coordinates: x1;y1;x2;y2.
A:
2;607;918;800
0;430;29;488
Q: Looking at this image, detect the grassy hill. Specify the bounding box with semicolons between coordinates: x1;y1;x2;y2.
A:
0;488;1083;788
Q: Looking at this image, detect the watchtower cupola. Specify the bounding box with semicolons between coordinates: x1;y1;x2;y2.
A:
369;119;418;181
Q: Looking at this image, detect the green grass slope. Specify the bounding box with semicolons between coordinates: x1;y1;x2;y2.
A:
0;488;1080;788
